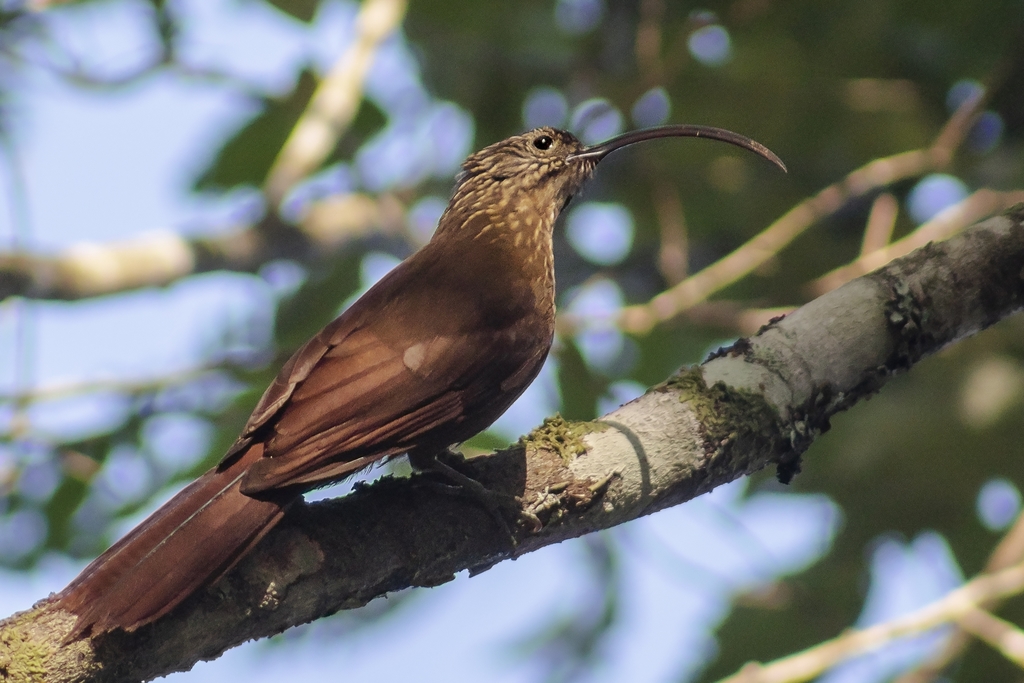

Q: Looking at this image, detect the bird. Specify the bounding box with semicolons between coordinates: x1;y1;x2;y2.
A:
55;123;785;638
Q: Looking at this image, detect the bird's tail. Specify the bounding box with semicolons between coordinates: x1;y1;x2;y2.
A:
56;442;289;638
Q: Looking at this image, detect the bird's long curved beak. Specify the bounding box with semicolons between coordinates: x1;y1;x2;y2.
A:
568;124;787;172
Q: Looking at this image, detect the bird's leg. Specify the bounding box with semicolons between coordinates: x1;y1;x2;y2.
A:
407;447;526;540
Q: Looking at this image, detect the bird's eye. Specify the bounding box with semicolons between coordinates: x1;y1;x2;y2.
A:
533;135;553;150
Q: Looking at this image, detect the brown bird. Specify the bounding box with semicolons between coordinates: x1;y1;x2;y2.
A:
56;124;785;638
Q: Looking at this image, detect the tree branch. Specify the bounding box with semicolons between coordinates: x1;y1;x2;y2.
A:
810;189;1024;295
263;0;408;204
2;207;1023;682
894;508;1024;682
0;194;405;302
956;608;1024;669
715;560;1024;683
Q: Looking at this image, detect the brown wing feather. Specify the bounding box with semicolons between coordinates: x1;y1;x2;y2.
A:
221;330;338;462
239;326;537;493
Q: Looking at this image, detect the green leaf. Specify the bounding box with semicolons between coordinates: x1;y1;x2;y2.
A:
274;250;365;350
192;70;318;192
265;0;320;23
556;339;607;421
628;324;722;387
330;96;389;162
463;429;515;452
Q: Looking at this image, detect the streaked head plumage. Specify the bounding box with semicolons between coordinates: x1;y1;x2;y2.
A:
454;127;596;199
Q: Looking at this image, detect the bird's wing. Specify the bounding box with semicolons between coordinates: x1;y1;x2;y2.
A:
225;242;550;494
237;321;542;494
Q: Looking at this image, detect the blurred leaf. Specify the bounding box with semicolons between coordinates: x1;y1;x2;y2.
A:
42;416;141;559
330;96;388;162
193;70;318;191
556;339;607;421
265;0;320;23
192;69;388;192
44;457;97;557
274;250;365;349
463;429;515;452
629;324;724;387
406;0;579;145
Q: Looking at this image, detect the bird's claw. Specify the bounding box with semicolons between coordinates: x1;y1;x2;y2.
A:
413;453;540;544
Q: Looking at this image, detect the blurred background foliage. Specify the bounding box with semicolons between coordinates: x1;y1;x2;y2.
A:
1;0;1024;681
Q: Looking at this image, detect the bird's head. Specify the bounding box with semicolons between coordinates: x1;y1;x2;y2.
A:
440;124;785;242
453;127;593;212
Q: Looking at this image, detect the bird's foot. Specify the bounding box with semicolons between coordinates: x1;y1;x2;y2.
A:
411;448;532;542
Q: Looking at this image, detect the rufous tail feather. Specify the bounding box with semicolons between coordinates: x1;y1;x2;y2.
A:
57;443;291;638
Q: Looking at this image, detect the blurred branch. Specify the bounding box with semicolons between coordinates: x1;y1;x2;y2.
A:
0;193;405;301
677;302;794;336
0;366;222;405
613;88;985;336
652;180;689;284
48;57;268;100
715;559;1024;683
895;512;1024;682
556;299;794;338
635;0;667;86
810;189;1024;296
956;608;1024;669
859;192;898;256
25;0;73;9
15;0;271;97
2;128;37;450
5;202;1024;683
0;364;244;445
263;0;408;204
